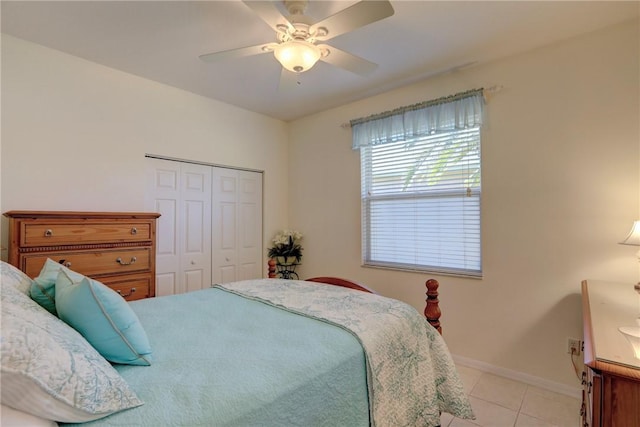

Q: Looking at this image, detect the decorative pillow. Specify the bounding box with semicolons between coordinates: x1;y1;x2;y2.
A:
0;273;143;423
30;258;84;316
0;261;33;296
55;270;153;366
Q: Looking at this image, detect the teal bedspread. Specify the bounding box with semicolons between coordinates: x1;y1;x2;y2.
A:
219;279;475;427
65;286;369;426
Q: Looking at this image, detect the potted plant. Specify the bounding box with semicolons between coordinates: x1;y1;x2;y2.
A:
267;230;303;266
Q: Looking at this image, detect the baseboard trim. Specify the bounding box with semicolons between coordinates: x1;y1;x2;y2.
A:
452;354;582;399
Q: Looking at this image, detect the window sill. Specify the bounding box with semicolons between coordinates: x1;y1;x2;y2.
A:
361;262;483;280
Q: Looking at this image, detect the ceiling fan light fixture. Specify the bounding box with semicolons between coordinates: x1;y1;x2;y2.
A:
274;40;321;73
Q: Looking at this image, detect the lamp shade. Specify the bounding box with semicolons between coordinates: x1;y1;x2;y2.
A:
621;220;640;246
273;40;321;73
619;326;640;359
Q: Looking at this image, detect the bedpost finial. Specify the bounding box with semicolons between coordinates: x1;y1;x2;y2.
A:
425;279;442;335
426;278;439;294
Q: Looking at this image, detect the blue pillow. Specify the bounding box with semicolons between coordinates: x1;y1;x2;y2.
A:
55;270;153;366
30;258;84;316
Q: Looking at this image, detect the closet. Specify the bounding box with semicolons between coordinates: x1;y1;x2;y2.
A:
145;157;263;296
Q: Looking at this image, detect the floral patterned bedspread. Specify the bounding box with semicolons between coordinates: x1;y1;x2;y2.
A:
217;279;474;427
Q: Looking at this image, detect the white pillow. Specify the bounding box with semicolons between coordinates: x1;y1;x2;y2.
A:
0;261;143;422
1;404;58;427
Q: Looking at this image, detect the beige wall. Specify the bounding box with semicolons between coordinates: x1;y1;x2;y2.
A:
288;19;640;392
0;35;290;263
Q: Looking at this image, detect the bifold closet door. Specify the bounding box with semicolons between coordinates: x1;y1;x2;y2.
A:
212;168;263;284
145;158;212;296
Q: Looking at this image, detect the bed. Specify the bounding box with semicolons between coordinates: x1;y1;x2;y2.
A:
1;260;474;426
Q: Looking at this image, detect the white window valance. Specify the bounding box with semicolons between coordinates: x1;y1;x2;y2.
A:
350;88;484;149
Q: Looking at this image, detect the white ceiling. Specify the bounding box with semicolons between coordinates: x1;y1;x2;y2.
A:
2;1;638;121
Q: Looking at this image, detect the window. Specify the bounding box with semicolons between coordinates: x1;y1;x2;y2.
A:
352;90;483;277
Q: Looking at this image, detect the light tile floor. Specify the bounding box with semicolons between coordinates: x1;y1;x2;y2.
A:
441;365;582;427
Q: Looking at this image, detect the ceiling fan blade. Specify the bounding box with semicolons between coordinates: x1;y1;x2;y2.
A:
199;43;276;63
318;44;377;76
310;0;394;41
242;0;294;34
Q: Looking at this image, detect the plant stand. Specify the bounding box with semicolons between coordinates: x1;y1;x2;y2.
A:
267;258;299;279
275;260;299;280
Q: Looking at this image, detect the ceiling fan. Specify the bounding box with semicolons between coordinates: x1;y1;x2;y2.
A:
199;0;394;79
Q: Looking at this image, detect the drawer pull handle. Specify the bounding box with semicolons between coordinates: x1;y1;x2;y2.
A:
131;227;137;235
58;259;71;268
117;287;136;298
116;256;137;266
44;229;53;237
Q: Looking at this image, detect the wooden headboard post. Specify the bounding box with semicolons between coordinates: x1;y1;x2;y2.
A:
425;279;442;334
267;258;276;278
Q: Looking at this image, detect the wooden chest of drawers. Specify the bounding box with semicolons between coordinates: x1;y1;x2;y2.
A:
581;280;640;427
4;211;160;301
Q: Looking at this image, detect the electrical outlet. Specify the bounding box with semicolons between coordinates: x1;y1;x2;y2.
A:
568;338;581;355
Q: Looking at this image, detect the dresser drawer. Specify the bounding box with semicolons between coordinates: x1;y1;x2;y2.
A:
100;274;152;301
23;248;151;278
21;221;152;247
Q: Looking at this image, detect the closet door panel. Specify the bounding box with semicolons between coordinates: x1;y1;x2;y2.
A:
239;262;258;281
154;198;178;295
156;272;177;297
184;201;205;252
220;203;237;250
146;158;212;294
179;164;212;292
237;171;263;280
219;265;236;285
146;159;181;294
184;269;205;293
156;199;177;255
213;169;239;283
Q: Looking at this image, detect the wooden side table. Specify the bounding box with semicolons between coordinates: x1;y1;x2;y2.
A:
581;279;640;427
